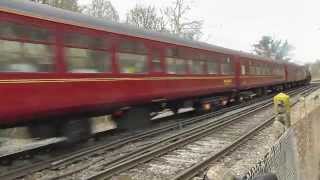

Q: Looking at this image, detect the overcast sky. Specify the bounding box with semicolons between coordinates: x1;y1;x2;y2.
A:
79;0;320;64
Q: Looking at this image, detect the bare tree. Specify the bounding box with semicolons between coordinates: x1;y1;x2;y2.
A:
83;0;119;22
126;5;167;32
253;36;294;61
29;0;81;12
163;0;203;40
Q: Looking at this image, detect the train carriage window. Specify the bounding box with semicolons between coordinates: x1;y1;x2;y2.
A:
166;58;176;74
119;39;147;54
274;67;279;76
0;22;21;39
166;58;187;74
207;60;219;74
272;66;276;75
117;38;148;74
266;65;270;75
280;67;285;76
259;65;263;75
274;66;284;76
64;32;112;73
65;33;109;49
0;21;52;42
152;59;162;72
260;66;263;75
241;65;246;75
166;47;179;57
277;67;281;76
0;21;54;72
249;66;255;75
267;65;272;75
151;50;162;72
221;57;233;75
264;65;268;75
118;53;147;74
189;60;205;74
176;59;187;74
221;63;232;75
165;47;187;74
66;48;111;73
262;65;266;75
0;42;54;72
255;66;260;75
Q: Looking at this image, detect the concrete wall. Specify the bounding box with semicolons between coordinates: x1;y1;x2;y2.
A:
292;103;320;180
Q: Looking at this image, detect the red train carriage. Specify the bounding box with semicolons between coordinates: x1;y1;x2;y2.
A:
0;0;309;142
285;63;308;84
237;57;286;94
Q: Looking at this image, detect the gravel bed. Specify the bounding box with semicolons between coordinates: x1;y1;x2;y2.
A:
108;105;276;180
22;129;170;179
205;122;280;179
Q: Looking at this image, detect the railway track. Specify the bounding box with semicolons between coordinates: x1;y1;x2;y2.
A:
173;87;316;180
0;85;316;180
82;86;314;180
173;116;276;180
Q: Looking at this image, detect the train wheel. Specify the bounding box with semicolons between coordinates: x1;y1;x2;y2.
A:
28;122;57;139
115;106;151;130
60;118;91;145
